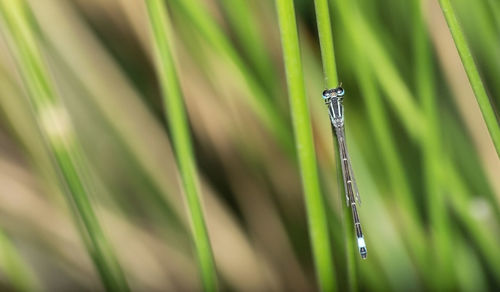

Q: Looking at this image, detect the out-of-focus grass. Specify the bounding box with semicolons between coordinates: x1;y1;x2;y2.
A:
217;0;279;96
413;0;450;288
0;1;129;291
0;0;498;291
353;52;429;281
0;230;38;292
145;0;217;291
170;0;295;156
438;0;500;156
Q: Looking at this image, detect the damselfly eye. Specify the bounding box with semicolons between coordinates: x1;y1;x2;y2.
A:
336;87;345;97
322;89;330;99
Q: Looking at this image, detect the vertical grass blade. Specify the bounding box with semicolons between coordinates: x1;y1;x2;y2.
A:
438;0;500;157
145;1;218;291
274;0;337;290
313;0;338;89
0;1;130;291
312;0;355;290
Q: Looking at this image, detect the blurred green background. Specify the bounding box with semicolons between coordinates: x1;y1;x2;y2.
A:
0;0;499;291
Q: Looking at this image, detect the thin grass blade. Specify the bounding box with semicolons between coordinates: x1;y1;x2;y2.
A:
438;0;500;157
312;0;356;289
274;0;337;290
145;1;218;291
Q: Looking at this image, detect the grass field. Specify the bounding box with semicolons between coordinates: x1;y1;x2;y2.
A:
0;0;498;291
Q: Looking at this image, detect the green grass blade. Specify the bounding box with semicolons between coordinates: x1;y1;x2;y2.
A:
313;0;338;88
145;1;218;291
0;1;130;291
438;0;500;157
311;0;355;290
0;230;39;292
339;190;357;292
274;0;336;290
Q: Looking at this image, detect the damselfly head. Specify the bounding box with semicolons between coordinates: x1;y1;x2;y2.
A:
322;86;345;100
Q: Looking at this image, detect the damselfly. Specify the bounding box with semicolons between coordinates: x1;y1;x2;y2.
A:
322;86;367;259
